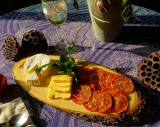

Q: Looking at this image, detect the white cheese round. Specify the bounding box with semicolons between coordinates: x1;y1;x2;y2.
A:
24;54;52;77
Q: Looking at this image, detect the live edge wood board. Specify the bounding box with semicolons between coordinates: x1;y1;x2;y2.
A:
12;55;159;126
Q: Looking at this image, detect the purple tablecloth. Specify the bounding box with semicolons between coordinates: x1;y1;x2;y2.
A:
0;0;160;126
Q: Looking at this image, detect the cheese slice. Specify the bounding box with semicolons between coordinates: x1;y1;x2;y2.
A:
48;89;71;100
24;54;52;77
50;86;71;92
49;80;72;87
26;71;42;86
48;74;73;99
51;75;73;82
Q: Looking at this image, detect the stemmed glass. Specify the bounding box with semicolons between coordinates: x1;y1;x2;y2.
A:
41;0;73;52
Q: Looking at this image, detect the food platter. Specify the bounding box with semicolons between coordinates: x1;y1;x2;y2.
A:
12;55;158;126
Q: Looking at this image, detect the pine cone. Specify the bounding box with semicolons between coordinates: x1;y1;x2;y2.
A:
21;30;48;56
2;35;21;60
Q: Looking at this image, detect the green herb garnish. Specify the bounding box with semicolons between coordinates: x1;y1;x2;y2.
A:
35;62;54;73
35;45;85;85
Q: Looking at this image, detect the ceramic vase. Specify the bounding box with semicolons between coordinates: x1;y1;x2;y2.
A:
87;0;124;42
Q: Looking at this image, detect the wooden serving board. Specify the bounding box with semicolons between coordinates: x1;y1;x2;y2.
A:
13;55;158;126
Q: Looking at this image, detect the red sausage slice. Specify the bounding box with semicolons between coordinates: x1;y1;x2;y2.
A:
106;74;119;88
98;90;112;113
99;72;111;89
89;69;102;91
78;65;101;91
83;90;112;113
78;65;96;84
103;88;128;114
111;76;134;95
83;91;99;112
99;73;118;89
71;85;92;104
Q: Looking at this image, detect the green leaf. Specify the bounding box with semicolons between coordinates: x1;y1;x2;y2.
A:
67;45;73;55
69;57;75;63
35;44;81;85
67;45;75;63
54;62;61;67
121;4;133;22
57;65;65;71
60;55;69;63
122;0;133;7
63;68;71;75
73;0;79;10
73;76;78;85
72;65;79;85
35;62;54;72
72;65;78;77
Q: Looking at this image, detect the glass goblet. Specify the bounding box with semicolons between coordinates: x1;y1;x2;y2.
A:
42;0;73;52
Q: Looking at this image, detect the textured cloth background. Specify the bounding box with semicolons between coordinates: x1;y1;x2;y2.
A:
0;0;160;126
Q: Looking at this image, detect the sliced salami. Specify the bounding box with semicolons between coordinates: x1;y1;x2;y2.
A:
96;68;106;75
98;90;112;113
71;85;92;104
90;70;102;91
83;90;112;113
83;91;99;112
78;65;101;91
99;72;112;89
106;74;119;88
111;76;134;95
87;82;101;91
99;73;119;89
78;65;96;84
103;88;128;114
74;65;134;114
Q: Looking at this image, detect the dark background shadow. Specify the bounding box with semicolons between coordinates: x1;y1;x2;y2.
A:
1;0;160;16
0;0;40;16
93;22;160;58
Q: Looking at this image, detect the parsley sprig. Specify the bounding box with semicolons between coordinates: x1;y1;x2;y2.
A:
35;45;85;85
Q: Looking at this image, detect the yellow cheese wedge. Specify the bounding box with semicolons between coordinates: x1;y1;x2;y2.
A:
27;64;38;75
26;71;43;86
48;89;71;100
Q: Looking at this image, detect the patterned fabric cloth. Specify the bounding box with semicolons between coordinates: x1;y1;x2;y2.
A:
0;0;160;126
